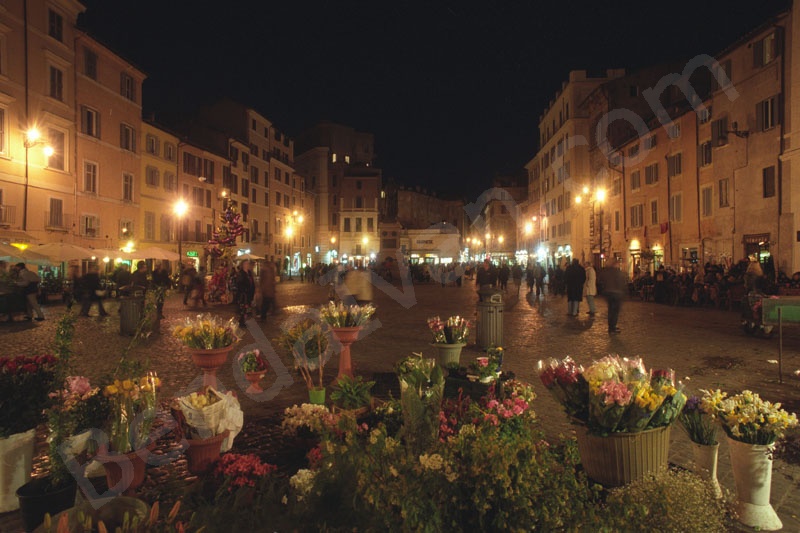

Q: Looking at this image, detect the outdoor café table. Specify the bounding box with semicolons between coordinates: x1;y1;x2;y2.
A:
761;295;800;383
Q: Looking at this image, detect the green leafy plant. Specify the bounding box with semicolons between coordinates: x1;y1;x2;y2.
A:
331;375;375;410
276;318;330;391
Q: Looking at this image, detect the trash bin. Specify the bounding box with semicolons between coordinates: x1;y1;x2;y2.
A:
119;294;144;336
476;288;503;350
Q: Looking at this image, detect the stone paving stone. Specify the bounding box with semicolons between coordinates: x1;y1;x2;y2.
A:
1;279;799;531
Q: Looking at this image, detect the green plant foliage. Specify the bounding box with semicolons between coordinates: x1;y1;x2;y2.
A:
330;375;375;410
599;468;730;532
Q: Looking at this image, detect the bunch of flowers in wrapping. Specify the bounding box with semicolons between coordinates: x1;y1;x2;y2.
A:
0;354;58;437
537;357;589;421
173;314;240;349
700;388;798;445
238;349;268;373
102;372;160;453
427;315;470;344
48;376;110;439
646;369;687;428
679;394;719;445
320;301;376;328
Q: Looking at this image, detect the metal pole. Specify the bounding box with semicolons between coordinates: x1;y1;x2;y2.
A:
177;219;182;271
23;144;29;231
778;307;783;384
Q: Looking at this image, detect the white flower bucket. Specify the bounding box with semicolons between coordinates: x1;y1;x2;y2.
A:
727;437;782;531
0;429;36;512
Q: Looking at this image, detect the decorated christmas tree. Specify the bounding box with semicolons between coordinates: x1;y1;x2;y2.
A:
204;206;244;302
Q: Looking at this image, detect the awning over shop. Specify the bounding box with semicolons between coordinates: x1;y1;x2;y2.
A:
0;230;37;243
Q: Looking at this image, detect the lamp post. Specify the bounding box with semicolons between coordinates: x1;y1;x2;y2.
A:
575;187;606;267
22;128;53;232
173;199;188;271
285;210;304;280
485;232;491;259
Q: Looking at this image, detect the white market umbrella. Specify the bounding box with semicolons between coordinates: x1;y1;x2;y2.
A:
135;247;181;261
236;253;265;261
34;242;95;262
0;243;52;265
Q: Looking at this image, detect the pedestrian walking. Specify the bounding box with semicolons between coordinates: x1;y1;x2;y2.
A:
598;257;627;334
181;264;197;305
79;264;109;317
533;262;546;300
13;263;45;321
512;263;523;294
498;262;510;291
151;263;171;318
584;261;597;316
564;258;586;317
64;265;80;311
258;260;277;319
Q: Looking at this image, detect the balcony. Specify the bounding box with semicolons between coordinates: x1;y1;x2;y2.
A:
0;205;16;226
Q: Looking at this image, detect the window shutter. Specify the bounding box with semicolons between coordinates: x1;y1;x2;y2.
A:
756;102;764;131
753;39;764;67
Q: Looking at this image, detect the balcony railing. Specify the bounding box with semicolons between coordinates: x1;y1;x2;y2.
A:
45;212;72;231
0;205;16;226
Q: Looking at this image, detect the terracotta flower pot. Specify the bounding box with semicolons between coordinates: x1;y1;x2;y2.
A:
332;326;362;379
185;430;230;474
95;445;153;496
244;371;266;394
187;346;233;390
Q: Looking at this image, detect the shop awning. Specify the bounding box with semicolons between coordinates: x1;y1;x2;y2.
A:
0;229;36;243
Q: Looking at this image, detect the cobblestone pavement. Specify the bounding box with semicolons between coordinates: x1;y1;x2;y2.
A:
2;278;800;531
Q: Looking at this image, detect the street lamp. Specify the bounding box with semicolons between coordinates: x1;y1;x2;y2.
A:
575;187;607;266
285;210;304;279
23;128;53;231
173;199;188;270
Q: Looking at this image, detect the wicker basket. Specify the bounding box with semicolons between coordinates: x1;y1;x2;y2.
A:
574;424;671;487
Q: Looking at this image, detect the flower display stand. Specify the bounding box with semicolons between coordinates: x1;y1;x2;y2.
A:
690;442;722;498
573;425;670;487
188;347;232;390
430;342;466;368
727;437;783;531
333;327;362;379
185;430;230;474
244;371;266;394
0;428;35;513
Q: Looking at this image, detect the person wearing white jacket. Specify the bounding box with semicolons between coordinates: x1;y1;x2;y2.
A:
584;262;597;316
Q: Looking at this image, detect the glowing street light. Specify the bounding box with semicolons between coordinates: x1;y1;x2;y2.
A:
173;199;189;267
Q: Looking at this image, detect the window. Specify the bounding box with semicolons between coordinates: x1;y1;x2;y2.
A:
630;204;644;228
275;192;280;206
612;178;621;196
164;143;176;162
206;190;211;208
719;178;730;207
48;9;63;41
183;153;200;175
122;173;134;202
242;179;249;198
250;166;258;184
284;171;289;185
712;60;732;91
332;213;338;226
275;168;281;181
0;108;5;154
756;97;778;131
144;211;155;240
332;153;337;163
753;32;777;68
669;193;682;222
160;215;171;242
145;135;159;155
120;124;135;152
355;196;363;208
47;128;65;170
48;198;63;227
202;159;215;183
699;106;712;124
645;135;657;149
83;161;97;193
80;106;100;138
145;166;159;187
763;166;776;198
80;215;99;237
667;153;682;177
283;194;289;208
699;141;712;166
252;189;256;203
84;48;97;79
120;73;135;101
343;218;351;232
628;144;639;158
711;117;728;146
701;186;713;217
650;200;658;225
49;66;63;101
367;217;374;232
614;210;620;231
645;163;659;184
119;220;133;239
164;172;176;191
630;170;641;190
355;218;363;232
668;122;681;139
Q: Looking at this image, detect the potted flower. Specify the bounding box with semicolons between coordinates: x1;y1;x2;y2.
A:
470;356;500;384
427;315;471;367
330;375;376;416
174;387;243;474
173;314;240;389
238;349;269;394
94;371;159;496
537;355;687;487
1;354;58;514
700;388;798;530
396;353;444;453
277;318;330;404
281;404;340;447
679;394;721;498
320;302;376;378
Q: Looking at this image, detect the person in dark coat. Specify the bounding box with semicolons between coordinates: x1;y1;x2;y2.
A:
79;264;109;317
599;257;627;334
564;258;586;317
475;259;498;301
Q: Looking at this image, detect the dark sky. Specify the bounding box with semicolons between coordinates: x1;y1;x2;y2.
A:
78;1;787;196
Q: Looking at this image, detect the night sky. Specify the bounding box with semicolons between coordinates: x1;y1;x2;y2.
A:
78;1;787;197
